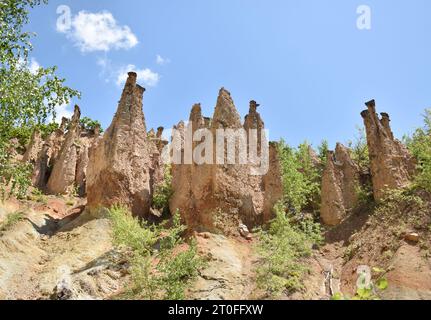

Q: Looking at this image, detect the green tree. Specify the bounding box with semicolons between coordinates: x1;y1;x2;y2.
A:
277;140;321;214
347;126;369;171
0;0;80;198
405;109;431;192
80;117;103;133
297;141;321;211
255;202;322;297
317;139;329;166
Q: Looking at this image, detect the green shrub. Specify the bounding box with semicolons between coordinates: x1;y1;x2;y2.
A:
157;239;201;300
317;139;329;167
374;188;424;221
332;268;388;300
80;117;103;133
108;206;158;256
152;165;173;214
255;203;322;297
355;184;374;209
277;140;321;214
158;211;186;251
256;140;324;297
297;142;322;211
347;126;370;172
108;206;203;300
405;109;431;192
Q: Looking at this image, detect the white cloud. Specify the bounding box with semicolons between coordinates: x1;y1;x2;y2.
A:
48;104;74;124
116;64;160;87
17;57;41;74
28;58;41;74
58;10;138;52
96;57;160;88
156;54;170;65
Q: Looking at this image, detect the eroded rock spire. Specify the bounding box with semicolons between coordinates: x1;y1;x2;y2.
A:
361;100;416;200
86;72;154;217
169;89;283;234
46;105;82;195
320;143;360;225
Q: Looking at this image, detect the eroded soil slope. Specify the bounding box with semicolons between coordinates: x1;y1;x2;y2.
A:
0;198;126;300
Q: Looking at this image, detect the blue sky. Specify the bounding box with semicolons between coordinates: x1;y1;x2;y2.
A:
27;0;431;148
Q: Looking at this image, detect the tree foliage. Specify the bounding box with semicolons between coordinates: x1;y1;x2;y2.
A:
255;202;322;297
317;139;329;166
347;126;369;172
108;206;203;300
152;165;173;215
405;109;431;192
277;139;321;214
80;117;103;133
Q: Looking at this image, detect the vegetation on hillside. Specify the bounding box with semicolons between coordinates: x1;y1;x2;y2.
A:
255;140;324;298
317;139;329;166
277;139;322;214
405;109;431;192
332;267;388;300
347;126;370;172
255;203;322;297
346;127;374;208
151;165;173;216
108;206;203;300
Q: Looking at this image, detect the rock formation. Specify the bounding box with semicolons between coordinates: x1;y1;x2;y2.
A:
361;100;416;200
170;89;283;234
46;106;82;195
148;126;168;192
22;129;43;164
262;142;284;222
29;118;68;188
320;143;360;226
244;100;264;134
75;124;101;196
23;106;102;195
308;145;321;168
86;72;155;218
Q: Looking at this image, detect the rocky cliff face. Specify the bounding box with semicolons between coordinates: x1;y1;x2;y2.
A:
86;72;155;218
170;88;283;234
263;142;284;222
22;129;43;164
361;100;416;200
23;109;100;196
148;126;168;195
46;106;82;195
320;143;360;226
75;125;101;196
28;118;67;189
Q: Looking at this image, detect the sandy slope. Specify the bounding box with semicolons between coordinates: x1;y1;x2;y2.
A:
0;200;125;300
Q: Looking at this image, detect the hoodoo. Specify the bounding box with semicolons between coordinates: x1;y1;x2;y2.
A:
86;72;156;218
361;100;416;200
170;89;283;234
320;143;360;225
46;106;82;195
